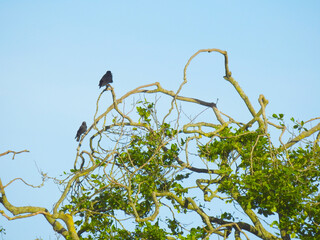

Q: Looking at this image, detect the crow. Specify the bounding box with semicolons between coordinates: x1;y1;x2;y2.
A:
99;70;113;88
75;121;87;142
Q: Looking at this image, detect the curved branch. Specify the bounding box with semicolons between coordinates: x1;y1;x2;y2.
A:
208;216;280;240
162;146;219;174
0;150;29;160
3;177;45;189
0;178;70;238
155;191;224;237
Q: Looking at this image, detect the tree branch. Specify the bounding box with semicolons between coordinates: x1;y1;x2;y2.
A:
283;122;320;149
0;178;70;239
0;150;29;160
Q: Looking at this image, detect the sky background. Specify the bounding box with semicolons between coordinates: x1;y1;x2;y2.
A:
1;1;320;239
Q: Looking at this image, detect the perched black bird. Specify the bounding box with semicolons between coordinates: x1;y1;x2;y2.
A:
75;121;87;142
99;70;113;88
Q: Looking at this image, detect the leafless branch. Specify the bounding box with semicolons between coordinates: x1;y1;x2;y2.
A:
0;149;29;160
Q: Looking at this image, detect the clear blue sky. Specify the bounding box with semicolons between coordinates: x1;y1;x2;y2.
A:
1;1;319;239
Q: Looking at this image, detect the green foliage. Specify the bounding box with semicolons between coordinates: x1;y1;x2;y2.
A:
0;226;5;235
65;101;320;239
136;99;154;125
199;123;320;238
178;227;206;239
134;221;167;240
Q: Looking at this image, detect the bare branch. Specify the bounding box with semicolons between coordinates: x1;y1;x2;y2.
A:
0;149;29;160
3;177;46;189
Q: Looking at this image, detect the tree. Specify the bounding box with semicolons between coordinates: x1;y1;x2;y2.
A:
1;49;319;240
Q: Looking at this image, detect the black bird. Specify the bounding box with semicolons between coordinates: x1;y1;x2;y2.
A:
99;70;113;88
75;121;87;142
